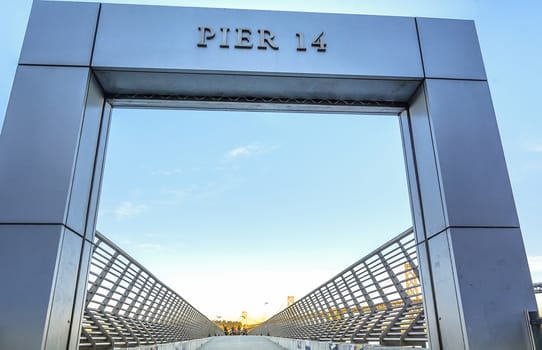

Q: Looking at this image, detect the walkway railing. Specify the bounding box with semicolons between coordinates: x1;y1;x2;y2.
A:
250;227;426;346
80;228;540;348
79;232;221;348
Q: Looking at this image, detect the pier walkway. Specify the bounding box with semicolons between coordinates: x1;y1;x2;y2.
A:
199;336;285;350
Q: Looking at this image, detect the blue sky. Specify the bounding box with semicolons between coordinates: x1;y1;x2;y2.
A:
98;109;411;320
1;0;541;320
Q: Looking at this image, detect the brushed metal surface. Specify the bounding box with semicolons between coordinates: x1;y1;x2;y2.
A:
417;18;487;80
424;79;519;229
427;231;466;349
44;229;83;350
94;70;422;104
448;227;536;350
0;225;64;350
406;85;447;237
0;66;91;224
93;4;423;78
19;1;99;66
66;74;106;235
84;102;111;241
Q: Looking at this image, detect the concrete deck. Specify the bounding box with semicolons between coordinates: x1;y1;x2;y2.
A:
199;336;286;349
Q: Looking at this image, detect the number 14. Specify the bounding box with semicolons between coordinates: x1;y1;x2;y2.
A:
296;32;327;52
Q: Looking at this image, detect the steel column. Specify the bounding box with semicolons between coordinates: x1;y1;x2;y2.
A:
402;79;538;349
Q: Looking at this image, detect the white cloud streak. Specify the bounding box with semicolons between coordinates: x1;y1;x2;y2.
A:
524;140;542;153
152;168;183;176
114;201;148;220
136;243;162;249
160;187;192;199
224;144;279;161
226;145;261;159
528;256;542;273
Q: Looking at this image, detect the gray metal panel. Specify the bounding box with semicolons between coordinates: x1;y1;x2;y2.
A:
68;241;93;350
406;86;446;237
93;4;423;79
44;229;83;350
416;18;486;80
84;102;112;241
399;111;424;244
19;1;100;66
0;65;91;224
111;97;405;115
426;231;465;349
0;224;63;350
448;227;537;350
415;242;440;350
66;75;105;235
95;70;421;103
424;79;519;228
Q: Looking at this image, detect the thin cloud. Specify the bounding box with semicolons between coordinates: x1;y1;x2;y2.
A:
226;145;261;159
224;144;280;161
524;140;542;153
114;201;148;220
152;168;183;176
523;163;542;171
136;243;162;250
160;187;192;199
528;256;542;273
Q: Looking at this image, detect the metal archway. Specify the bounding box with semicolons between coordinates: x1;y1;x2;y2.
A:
0;2;537;349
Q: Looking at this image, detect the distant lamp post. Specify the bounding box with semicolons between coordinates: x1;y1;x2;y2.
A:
240;311;248;335
264;302;270;336
216;316;224;336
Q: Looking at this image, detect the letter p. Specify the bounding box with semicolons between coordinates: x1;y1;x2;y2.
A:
197;26;215;47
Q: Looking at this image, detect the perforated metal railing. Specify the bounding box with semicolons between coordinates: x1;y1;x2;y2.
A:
79;232;221;349
250;227;427;346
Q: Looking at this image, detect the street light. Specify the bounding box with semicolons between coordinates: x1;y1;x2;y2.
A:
216;316;225;336
264;302;270;336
